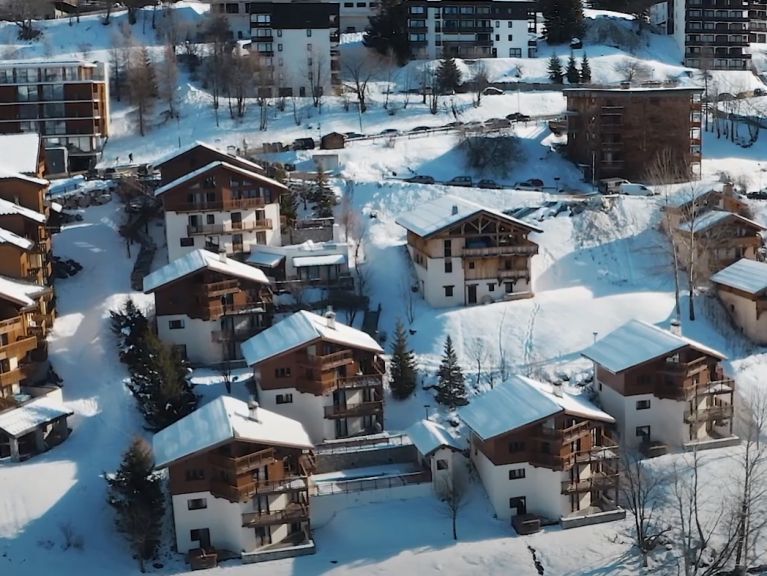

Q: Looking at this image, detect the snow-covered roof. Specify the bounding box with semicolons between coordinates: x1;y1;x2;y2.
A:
143;249;269;293
0;133;42;176
241;309;383;366
151;141;264;173
153;396;313;469
711;258;767;295
0;227;33;250
247;249;285;268
0;166;47;187
0;198;46;223
459;375;613;441
0;397;72;438
581;319;725;374
395;195;542;238
293;254;346;267
406;419;464;456
0;275;48;307
564;85;703;94
677;210;765;234
154;160;287;197
665;187;716;209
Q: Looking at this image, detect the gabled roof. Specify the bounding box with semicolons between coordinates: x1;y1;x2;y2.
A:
153;396;313;469
395;195;543;239
677;210;765;234
241;309;383;366
0;167;48;187
711;258;767;295
151;141;264;173
0;227;34;250
665;187;717;209
581;319;726;374
0;275;48;307
0;133;42;176
406;419;464;457
153;160;287;197
143;249;269;293
0;198;46;223
0;396;73;438
459;375;613;441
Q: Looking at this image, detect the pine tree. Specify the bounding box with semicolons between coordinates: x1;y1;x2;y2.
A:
389;319;418;400
363;0;410;65
106;438;164;572
279;189;299;230
540;0;585;44
580;53;592;84
436;335;467;409
110;298;149;370
436;57;462;94
547;53;564;84
566;52;580;84
313;170;334;218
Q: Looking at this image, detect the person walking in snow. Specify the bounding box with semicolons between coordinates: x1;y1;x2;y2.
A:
128;153;133;164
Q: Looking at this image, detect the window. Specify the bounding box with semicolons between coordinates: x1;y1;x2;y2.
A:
509;48;522;57
276;393;293;404
187;498;208;510
444;260;453;274
443;239;452;257
508;441;525;453
508;468;525;480
344;1;353;5
505;282;514;293
507;34;513;41
495;34;500;41
180;237;194;247
225;2;238;13
487;283;495;292
307;29;312;37
495;20;500;27
410;5;425;14
190;528;210;543
436;459;448;470
444;285;454;297
277;29;282;37
468;261;475;270
275;367;292;378
636;399;651;410
255;14;270;23
169;319;185;330
278;44;283;52
206;214;215;225
636;425;651;439
185;468;205;481
598;382;602;391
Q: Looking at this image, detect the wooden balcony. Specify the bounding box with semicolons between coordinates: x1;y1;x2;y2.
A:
0;335;38;359
497;268;530;279
207;299;268;319
209;447;276;475
0;316;23;337
170;197;267;213
684;404;733;423
0;368;23;388
462;244;538;257
336;374;384;390
241;503;309;528
210;475;309;503
323;400;383;419
302;350;354;371
536;420;592;445
187;219;273;236
561;472;620;495
200;279;240;297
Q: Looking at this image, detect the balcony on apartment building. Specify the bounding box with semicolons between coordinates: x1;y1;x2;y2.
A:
241;502;309;528
210;447;276;476
561;470;620;495
211;324;263;343
300;356;384;396
205;298;269;320
462;240;537;258
0;317;38;360
187;220;274;238
683;402;734;423
171;197;267;213
323;400;383;419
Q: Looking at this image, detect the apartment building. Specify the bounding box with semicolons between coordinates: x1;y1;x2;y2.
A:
582;319;736;453
340;0;378;32
143;249;273;365
153;144;285;262
460;375;621;528
711;258;767;344
241;309;385;444
153;396;316;565
404;0;538;60
565;86;703;182
0;60;109;172
750;1;767;42
248;241;353;289
396;195;541;308
202;0;340;97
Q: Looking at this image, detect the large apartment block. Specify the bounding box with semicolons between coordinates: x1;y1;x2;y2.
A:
0;60;109;172
750;1;767;42
404;0;538;59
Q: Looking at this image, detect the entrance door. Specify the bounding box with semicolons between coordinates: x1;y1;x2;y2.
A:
467;284;477;305
509;496;527;516
191;528;211;550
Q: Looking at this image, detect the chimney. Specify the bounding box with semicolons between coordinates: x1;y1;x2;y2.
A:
324;306;336;329
723;181;734;197
218;249;227;263
670;319;682;336
552;382;563;398
247;398;259;421
451;204;458;216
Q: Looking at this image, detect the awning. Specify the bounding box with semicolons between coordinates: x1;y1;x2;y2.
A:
293;254;346;267
247;250;285;268
0;396;73;438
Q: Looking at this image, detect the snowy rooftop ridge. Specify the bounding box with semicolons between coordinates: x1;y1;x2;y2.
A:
240;309;383;366
677;210;765;234
0;133;42;176
151;140;264;173
711;258;767;295
0;227;34;250
459;375;613;441
406;419;464;457
143;248;269;293
395;194;543;238
0;275;48;307
153;160;287;197
153;396;313;469
0;396;72;438
581;319;726;374
0;198;46;223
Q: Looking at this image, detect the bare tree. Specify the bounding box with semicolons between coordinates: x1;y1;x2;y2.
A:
109;27;134;104
225;51;258;119
124;0;153;25
466;337;489;388
339;183;360;243
202;14;231;127
497;307;510;384
127;45;157;136
103;1;114;25
438;476;468;541
400;278;415;325
308;51;326;109
0;0;49;40
345;55;374;114
157;41;179;119
614;58;651;83
471;61;490;108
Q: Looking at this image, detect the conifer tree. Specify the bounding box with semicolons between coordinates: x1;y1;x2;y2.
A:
436;57;462;94
566;52;580;84
106;438;164;573
110;298;149;370
389;319;417;400
436;335;467;409
547;53;564;84
540;0;584;44
580;53;592;84
363;0;410;65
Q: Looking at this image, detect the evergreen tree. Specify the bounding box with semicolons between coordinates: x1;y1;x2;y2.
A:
110;298;149;370
436;335;467;409
547;54;564;84
279;189;299;230
436;57;462;94
580;53;592;84
106;438;164;572
566;52;580;84
313;170;335;218
540;0;585;44
363;0;410;65
389;319;418;400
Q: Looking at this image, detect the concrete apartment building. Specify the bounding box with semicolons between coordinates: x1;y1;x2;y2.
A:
712;259;767;344
396;195;541;308
340;0;378;32
564;86;703;182
153;396;316;566
750;1;767;42
241;309;385;444
404;0;538;59
202;0;340;97
0;60;109;172
582;319;737;454
459;375;622;530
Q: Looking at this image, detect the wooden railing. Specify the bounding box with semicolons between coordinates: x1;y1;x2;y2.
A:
561;472;620;495
462;244;538;257
302;350;354;370
0;316;23;336
200;279;240;297
336;374;384;390
207;299;268;319
323;400;383;419
536;420;592;444
209;447;276;475
497;268;530;279
187;219;273;236
0;368;23;388
170;197;267;213
241;503;309;527
0;335;38;359
684;404;733;423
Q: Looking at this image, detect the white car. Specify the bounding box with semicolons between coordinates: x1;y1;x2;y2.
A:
619;182;655;196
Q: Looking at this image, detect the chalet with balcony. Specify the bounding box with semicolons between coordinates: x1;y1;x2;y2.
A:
712;258;767;345
143;249;272;365
395;195;542;308
241;309;385;444
248;241;353;291
459;375;621;529
661;182;749;233
582;319;736;454
153;396;315;566
152;141;265;186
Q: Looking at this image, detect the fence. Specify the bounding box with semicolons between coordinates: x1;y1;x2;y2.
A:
311;470;431;497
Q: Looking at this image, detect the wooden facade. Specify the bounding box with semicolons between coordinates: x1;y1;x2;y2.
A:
156;144;264;186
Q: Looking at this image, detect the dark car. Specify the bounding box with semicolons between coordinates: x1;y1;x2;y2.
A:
516;178;544;191
478;179;501;189
344;132;364;139
747;190;767;200
292;137;315;151
446;176;473;187
405;175;436;185
482;87;504;96
444;121;464;129
411;126;431;132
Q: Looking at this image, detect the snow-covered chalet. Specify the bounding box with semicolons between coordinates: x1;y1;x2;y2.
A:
712;258;767;345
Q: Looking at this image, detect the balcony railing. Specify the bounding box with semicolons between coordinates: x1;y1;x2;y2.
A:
0;316;23;336
0;335;38;359
336;374;384;390
684;404;733;423
561;472;620;495
0;368;23;388
170;197;267;213
200;279;240;297
462;244;538;257
324;400;384;419
536;420;592;444
497;268;530;279
241;503;309;527
186;219;273;236
209;447;276;475
207;299;268;319
302;350;354;371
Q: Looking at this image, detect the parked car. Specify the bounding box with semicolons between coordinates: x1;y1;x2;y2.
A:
344;132;364;139
754;88;766;97
507;112;531;122
444;121;464;129
482;87;504;96
620;182;655;196
597;178;629;195
379;128;399;136
484;118;512;129
747;189;767;200
405;175;436;185
478;179;501;189
515;178;544;191
411;126;431;132
446;176;473;187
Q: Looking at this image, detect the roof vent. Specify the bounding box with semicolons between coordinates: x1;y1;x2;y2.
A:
247;398;260;422
670;319;682;336
451;205;458;215
218;249;227;263
324;306;336;330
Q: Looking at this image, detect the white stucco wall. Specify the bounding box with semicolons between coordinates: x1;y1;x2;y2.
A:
718;290;767;344
275;29;334;97
339;0;376;32
157;314;222;365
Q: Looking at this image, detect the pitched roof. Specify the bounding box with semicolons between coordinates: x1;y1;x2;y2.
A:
143;249;269;293
153;396;313;469
0;227;34;250
151;141;264;173
677;210;765;234
406;419;464;456
459;375;613;441
240;309;383;366
0;166;48;187
0;198;46;223
665;187;717;209
0;133;42;176
581;319;726;374
711;258;767;295
0;396;73;438
153;160;287;197
0;275;48;307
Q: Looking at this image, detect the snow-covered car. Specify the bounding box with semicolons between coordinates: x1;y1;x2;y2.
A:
619;183;655;196
482;87;504;96
515;178;544;191
405;175;435;185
